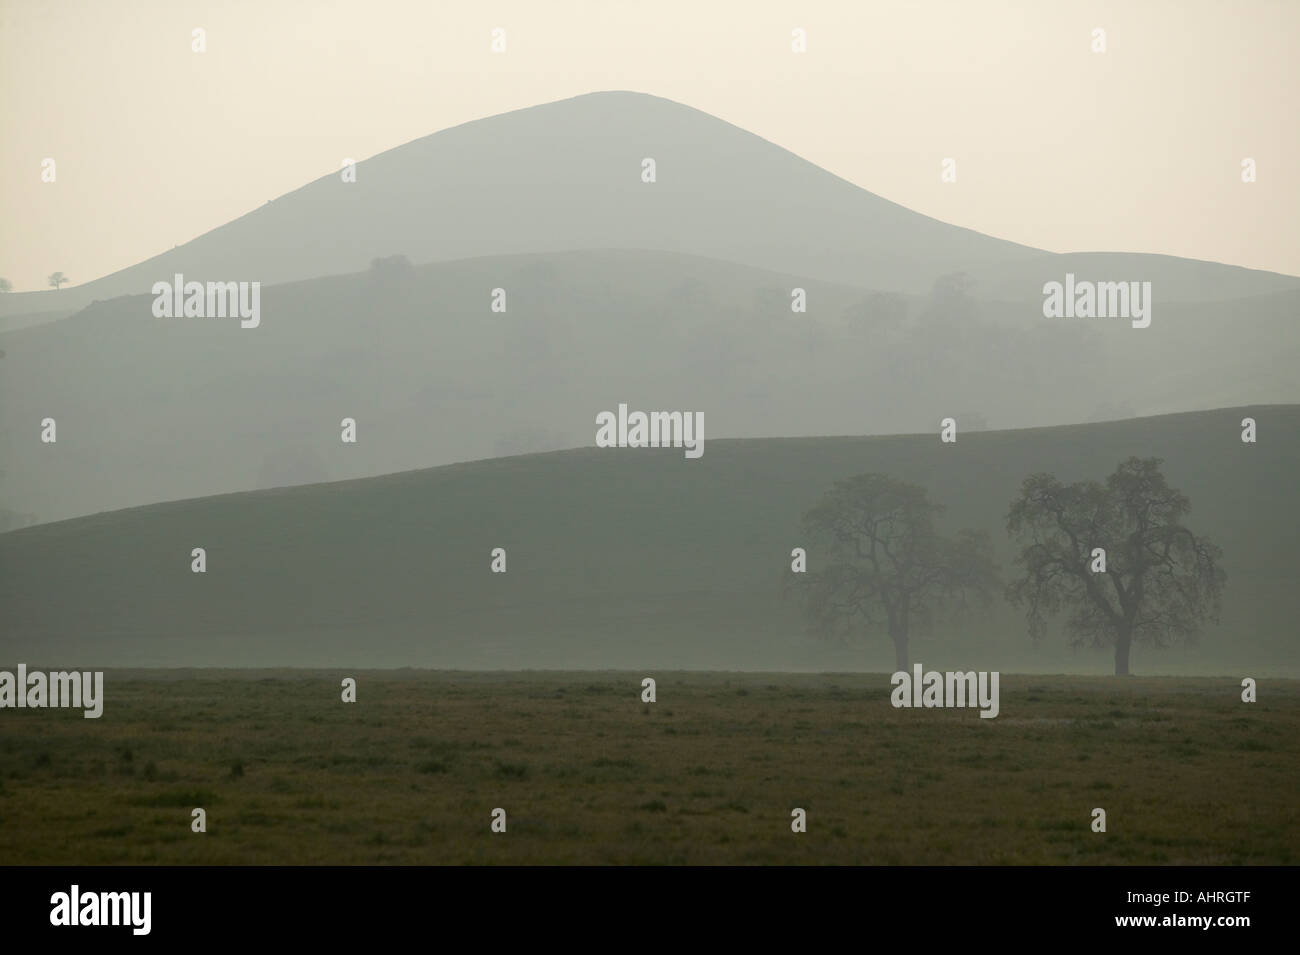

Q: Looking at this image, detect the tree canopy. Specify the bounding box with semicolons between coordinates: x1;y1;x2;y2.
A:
1006;457;1225;675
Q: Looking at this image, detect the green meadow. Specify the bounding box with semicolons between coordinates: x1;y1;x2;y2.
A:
1;671;1295;865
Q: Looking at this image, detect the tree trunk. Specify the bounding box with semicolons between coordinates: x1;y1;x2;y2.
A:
1114;631;1132;676
890;627;908;672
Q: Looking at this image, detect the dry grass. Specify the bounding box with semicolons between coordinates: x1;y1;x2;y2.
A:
0;670;1295;864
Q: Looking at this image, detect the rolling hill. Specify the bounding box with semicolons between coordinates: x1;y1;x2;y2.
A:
3;250;1297;526
2;406;1295;675
4;90;1297;323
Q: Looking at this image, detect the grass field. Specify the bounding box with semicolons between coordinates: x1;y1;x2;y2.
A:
0;671;1295;865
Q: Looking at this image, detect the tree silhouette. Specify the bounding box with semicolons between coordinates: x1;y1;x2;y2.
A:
48;271;68;290
791;474;998;670
0;278;12;293
1006;457;1225;675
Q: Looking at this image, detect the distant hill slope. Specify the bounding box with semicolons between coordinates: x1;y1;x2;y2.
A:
4;90;1296;320
3;249;1297;525
2;407;1295;675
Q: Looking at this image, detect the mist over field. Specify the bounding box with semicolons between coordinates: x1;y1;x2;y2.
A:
0;93;1296;681
2;94;1297;530
0;407;1294;675
3;0;1300;891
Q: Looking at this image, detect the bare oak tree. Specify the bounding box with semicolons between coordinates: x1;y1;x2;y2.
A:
1006;457;1224;675
792;474;998;671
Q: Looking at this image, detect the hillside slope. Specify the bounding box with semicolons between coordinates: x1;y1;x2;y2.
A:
4;91;1296;320
1;406;1295;674
3;250;1297;525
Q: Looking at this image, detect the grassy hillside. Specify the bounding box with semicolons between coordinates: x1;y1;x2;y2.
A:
1;406;1296;673
4;249;1297;526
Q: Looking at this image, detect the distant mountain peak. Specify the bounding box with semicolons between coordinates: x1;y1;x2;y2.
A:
3;92;1295;322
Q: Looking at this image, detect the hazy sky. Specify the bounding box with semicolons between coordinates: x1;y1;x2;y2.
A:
2;0;1296;292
